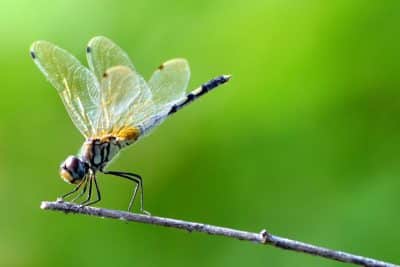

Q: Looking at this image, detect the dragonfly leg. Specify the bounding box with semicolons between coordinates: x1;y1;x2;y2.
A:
80;175;93;206
81;176;101;206
71;178;89;202
61;178;85;200
103;170;150;215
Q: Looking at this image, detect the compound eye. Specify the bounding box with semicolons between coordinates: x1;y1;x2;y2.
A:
60;168;75;184
65;156;81;171
60;156;86;184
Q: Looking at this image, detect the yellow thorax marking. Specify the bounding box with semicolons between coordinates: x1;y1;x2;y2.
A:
115;126;141;141
95;126;141;142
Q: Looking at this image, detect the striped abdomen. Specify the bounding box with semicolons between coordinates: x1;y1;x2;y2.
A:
168;75;231;115
139;75;231;134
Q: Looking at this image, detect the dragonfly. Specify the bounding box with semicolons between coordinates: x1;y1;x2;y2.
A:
30;36;231;214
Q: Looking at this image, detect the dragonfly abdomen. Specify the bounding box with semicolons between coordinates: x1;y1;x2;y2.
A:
168;75;231;116
138;75;231;136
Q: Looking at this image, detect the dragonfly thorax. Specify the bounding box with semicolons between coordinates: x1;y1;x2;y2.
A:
80;136;129;171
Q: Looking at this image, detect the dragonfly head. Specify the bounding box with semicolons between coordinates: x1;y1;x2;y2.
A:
60;156;88;184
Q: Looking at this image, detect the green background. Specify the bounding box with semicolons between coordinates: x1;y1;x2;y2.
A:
1;0;399;266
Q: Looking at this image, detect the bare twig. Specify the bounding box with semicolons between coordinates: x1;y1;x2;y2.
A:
41;201;398;267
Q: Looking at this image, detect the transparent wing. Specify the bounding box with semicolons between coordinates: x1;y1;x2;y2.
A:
87;36;135;81
132;59;191;135
30;41;100;138
97;66;154;134
148;58;190;108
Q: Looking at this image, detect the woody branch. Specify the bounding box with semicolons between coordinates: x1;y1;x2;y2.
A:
40;201;398;267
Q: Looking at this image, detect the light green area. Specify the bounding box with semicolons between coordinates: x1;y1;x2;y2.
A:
0;0;399;266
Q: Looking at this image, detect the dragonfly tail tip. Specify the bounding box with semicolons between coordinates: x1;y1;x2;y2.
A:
223;74;232;81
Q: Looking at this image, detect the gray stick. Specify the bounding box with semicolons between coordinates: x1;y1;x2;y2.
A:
40;201;398;267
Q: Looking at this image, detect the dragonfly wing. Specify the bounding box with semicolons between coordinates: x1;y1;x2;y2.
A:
30;41;100;138
87;36;135;81
98;66;154;136
133;59;191;135
148;58;190;108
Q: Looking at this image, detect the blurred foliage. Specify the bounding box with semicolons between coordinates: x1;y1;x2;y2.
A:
0;0;399;266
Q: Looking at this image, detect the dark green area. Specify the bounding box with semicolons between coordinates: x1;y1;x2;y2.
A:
0;0;399;266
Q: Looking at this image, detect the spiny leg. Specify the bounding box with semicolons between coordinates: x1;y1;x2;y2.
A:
116;173;140;211
80;175;93;206
129;181;139;211
82;176;101;206
103;170;149;215
103;171;140;212
71;178;89;202
61;179;85;200
112;171;145;214
114;172;140;211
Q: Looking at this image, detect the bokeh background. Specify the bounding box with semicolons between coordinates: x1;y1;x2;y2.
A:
0;0;399;266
